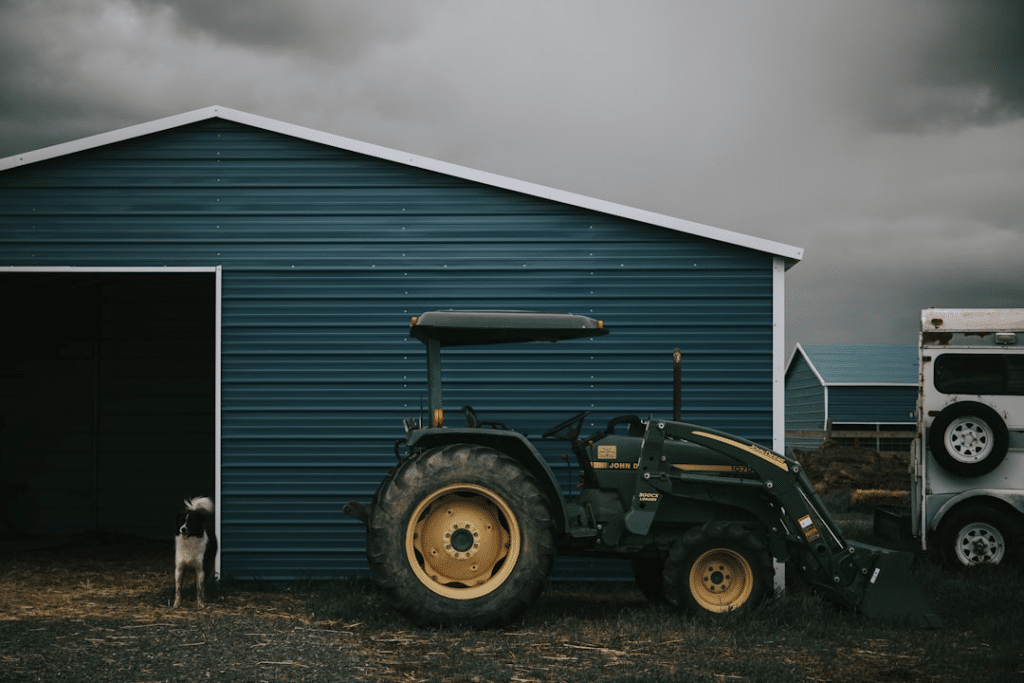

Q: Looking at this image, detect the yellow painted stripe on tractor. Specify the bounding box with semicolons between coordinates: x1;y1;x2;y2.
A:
673;463;754;474
691;431;789;471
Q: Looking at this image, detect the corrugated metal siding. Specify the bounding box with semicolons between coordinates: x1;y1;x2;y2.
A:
828;386;917;425
1;119;778;580
784;352;826;451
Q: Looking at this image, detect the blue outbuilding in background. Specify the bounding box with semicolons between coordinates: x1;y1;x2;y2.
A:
785;344;918;453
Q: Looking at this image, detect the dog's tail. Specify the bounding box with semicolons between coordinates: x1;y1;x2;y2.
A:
184;496;214;514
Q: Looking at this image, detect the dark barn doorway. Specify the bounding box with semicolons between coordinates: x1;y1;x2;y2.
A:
0;270;217;540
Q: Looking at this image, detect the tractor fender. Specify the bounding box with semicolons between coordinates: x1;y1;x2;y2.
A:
406;427;569;533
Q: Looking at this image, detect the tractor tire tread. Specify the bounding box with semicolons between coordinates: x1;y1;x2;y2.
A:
366;443;555;627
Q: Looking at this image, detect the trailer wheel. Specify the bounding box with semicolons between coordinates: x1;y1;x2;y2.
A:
937;504;1021;568
929;402;1009;478
663;522;772;614
367;443;555;627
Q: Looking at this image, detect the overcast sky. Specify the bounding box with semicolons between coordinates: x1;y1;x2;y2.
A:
2;0;1022;353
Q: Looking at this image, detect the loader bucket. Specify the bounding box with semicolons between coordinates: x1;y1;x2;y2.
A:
853;544;941;628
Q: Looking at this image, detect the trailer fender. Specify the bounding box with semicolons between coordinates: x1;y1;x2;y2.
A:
929;489;1024;534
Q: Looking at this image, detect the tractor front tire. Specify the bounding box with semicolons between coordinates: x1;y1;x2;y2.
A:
663;522;773;615
367;443;555;627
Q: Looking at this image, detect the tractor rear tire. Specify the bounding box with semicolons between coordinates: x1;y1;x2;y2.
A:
663;522;773;614
367;443;555;627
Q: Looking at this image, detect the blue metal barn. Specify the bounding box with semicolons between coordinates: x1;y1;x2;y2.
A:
1;106;801;579
784;344;918;452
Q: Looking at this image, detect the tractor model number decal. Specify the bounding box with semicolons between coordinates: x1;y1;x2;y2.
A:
798;515;820;542
691;431;789;471
597;445;617;460
638;492;660;502
673;463;754;474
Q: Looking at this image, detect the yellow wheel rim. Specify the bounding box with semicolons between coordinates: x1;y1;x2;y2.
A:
688;548;754;612
405;483;520;600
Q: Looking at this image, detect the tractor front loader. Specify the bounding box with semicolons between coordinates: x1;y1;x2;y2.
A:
345;310;939;628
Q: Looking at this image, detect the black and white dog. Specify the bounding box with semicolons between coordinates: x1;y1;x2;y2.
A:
174;496;218;608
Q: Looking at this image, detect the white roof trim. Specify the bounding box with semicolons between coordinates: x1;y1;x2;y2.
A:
788;343;827;386
826;382;917;387
0;105;803;265
922;308;1024;332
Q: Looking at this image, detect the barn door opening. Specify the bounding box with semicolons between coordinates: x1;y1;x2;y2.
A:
0;269;218;540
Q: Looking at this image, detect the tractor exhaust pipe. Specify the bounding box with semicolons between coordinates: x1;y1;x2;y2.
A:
672;348;682;422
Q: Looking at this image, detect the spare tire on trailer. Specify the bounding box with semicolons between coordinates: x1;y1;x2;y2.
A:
366;443;555;627
929;402;1009;478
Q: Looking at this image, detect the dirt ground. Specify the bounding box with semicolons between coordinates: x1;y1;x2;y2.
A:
0;537;372;683
3;529;1022;683
9;444;1011;683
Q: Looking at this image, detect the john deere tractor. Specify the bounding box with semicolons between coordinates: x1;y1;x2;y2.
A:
345;310;938;627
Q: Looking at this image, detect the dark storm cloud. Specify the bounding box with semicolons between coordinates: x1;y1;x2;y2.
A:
0;0;430;157
0;1;1020;350
0;0;144;155
132;0;423;57
872;1;1024;131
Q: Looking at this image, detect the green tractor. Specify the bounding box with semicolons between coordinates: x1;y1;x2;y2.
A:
345;310;938;627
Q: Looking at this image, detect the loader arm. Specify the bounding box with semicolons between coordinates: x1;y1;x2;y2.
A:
640;420;940;626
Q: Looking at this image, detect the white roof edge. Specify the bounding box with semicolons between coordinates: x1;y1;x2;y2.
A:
787;343;827;386
922;308;1024;332
826;382;917;387
0;105;803;265
784;343;802;375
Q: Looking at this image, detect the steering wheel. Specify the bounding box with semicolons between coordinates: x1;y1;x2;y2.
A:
542;411;592;440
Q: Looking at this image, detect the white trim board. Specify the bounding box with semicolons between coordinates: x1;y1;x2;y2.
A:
2;266;219;272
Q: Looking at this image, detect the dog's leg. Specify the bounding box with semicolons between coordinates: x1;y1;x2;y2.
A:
173;564;183;608
196;565;205;608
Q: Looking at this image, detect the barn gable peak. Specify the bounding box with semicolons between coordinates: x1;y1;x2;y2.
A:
1;105;802;267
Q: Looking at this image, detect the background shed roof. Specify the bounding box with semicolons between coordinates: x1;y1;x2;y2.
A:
791;344;918;386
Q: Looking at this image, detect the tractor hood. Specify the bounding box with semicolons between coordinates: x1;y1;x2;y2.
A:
410;310;609;346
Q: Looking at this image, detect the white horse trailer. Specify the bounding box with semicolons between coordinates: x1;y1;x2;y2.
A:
914;308;1024;566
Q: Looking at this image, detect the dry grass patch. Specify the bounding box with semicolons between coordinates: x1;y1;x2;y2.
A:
2;536;1023;682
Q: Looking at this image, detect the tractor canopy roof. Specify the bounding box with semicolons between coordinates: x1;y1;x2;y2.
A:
410;310;609;346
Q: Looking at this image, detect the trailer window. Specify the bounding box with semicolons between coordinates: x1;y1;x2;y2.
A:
935;354;1024;395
